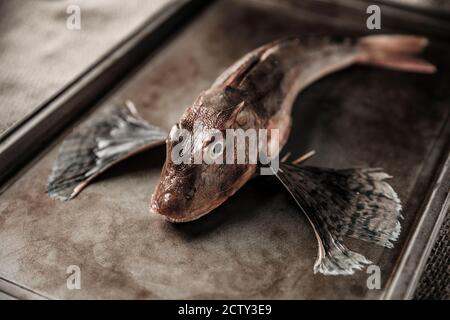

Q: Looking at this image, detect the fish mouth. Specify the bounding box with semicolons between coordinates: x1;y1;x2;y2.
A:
150;196;226;223
150;165;257;223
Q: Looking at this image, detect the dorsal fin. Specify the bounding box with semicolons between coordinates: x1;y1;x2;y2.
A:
212;42;280;88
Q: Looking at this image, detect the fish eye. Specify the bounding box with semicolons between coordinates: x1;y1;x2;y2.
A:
213;142;223;155
208;138;224;158
204;135;223;149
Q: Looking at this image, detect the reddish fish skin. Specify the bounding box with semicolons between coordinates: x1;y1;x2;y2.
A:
151;35;435;223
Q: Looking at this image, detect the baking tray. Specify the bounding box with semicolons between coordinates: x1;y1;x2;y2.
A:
0;0;448;299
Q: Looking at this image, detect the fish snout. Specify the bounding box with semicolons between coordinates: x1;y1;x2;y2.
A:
151;191;186;223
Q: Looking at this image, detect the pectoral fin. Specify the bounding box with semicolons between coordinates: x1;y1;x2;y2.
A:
47;102;167;201
275;163;402;275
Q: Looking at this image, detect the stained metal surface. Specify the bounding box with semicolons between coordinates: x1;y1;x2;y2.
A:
0;0;170;138
0;0;449;299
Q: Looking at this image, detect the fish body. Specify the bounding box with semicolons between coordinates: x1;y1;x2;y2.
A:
151;35;434;223
48;35;435;275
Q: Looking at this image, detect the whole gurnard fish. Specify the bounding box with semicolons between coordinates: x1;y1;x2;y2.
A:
48;35;436;275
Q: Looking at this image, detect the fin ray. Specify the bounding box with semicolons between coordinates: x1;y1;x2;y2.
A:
47;102;167;201
275;163;402;275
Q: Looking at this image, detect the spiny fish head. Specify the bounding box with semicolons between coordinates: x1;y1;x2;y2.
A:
150;89;258;223
150;160;255;223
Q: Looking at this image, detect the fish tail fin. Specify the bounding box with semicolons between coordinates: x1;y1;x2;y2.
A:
275;164;402;275
356;35;436;73
47;101;167;201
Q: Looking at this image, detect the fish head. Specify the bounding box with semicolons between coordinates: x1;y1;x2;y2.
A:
151;88;259;223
